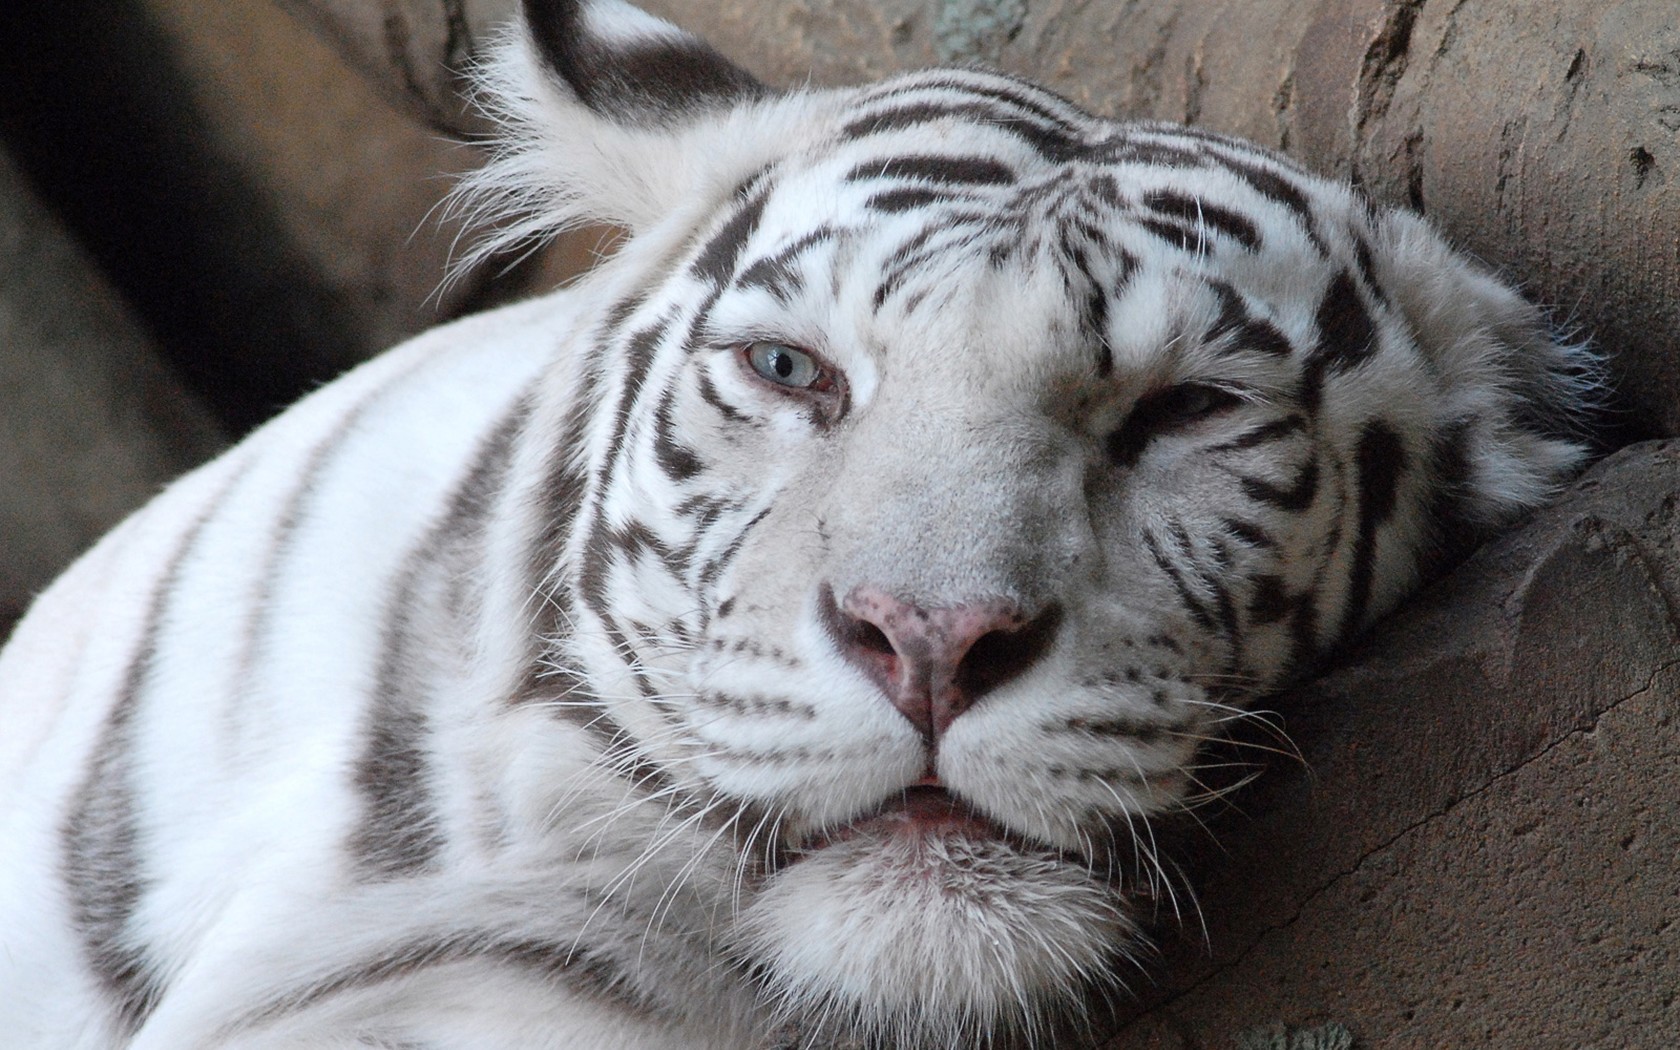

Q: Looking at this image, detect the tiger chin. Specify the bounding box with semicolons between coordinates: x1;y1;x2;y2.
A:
0;0;1596;1047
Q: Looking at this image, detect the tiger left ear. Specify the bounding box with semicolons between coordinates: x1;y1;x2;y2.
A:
521;0;768;125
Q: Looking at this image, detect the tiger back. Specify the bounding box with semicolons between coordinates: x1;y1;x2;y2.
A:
0;1;1593;1048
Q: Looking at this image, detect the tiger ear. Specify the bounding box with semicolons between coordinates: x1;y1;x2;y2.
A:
1375;210;1598;540
521;0;768;125
454;0;805;264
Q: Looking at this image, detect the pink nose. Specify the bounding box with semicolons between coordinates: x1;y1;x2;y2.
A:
821;584;1062;742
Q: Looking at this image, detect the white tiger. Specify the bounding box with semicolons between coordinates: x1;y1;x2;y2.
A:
0;1;1594;1047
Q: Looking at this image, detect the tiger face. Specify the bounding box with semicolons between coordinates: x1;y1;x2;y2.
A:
460;3;1593;1045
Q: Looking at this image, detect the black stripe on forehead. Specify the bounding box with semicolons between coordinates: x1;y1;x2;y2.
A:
1209;282;1294;358
735;226;837;302
841;100;1096;164
854;72;1085;132
691;185;771;286
1141;189;1261;251
865;186;986;214
845;154;1017;187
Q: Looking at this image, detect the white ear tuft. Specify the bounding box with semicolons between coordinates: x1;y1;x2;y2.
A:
1377;211;1601;538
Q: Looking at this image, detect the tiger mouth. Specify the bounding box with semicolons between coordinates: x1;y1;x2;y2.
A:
794;785;1025;855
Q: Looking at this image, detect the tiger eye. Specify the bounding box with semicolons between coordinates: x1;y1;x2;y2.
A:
746;341;823;389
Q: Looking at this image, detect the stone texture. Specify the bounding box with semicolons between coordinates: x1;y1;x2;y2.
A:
287;0;1680;439
137;0;487;359
0;0;497;432
1101;441;1680;1048
0;148;225;640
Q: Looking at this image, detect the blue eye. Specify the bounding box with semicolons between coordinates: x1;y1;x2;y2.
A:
745;341;823;389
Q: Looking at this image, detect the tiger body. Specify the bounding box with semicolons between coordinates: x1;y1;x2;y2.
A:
0;1;1592;1047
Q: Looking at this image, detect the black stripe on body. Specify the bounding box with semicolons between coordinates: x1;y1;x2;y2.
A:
1340;420;1407;638
513;401;591;710
229;377;411;714
239;930;656;1033
352;397;531;879
520;0;765;123
62;467;249;1032
1101;139;1206;169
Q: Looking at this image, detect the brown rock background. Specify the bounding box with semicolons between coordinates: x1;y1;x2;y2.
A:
2;1;1676;1046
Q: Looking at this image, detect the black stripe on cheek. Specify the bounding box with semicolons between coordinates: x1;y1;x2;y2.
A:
62;473;244;1032
1246;574;1291;625
697;369;751;425
1221;517;1277;549
1341;420;1407;637
651;387;703;482
1209;414;1306;453
1144;531;1215;632
1141;189;1261;250
697;505;773;588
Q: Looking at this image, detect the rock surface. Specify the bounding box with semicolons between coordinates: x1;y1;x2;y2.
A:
284;0;1680;440
0;0;495;433
0;148;225;639
1105;440;1680;1048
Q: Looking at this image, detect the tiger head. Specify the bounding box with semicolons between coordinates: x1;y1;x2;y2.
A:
464;1;1593;1044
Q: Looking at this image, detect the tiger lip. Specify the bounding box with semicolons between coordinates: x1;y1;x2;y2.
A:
796;784;1016;853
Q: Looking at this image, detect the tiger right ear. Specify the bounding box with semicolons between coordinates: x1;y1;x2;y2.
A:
520;0;768;125
454;0;808;267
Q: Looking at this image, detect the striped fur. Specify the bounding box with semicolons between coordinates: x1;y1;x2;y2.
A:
0;2;1594;1047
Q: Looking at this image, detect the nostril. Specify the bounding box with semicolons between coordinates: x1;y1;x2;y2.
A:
852;620;895;655
954;604;1063;700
